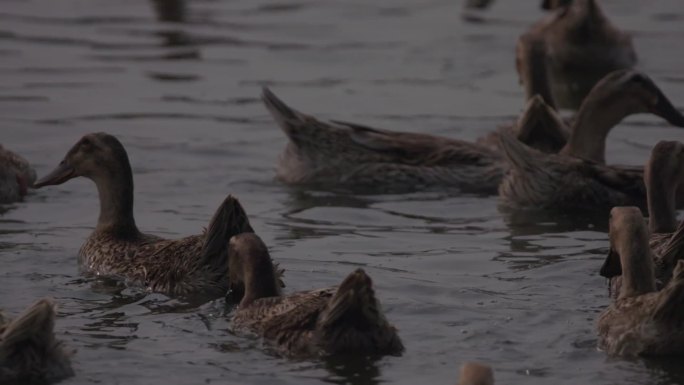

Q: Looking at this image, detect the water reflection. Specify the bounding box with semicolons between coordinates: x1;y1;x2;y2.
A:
323;354;382;385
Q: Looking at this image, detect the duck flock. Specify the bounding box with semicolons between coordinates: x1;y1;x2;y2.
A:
1;1;684;384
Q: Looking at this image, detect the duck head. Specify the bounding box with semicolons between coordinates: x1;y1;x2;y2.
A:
601;207;656;299
564;70;684;163
228;233;282;307
457;362;494;385
645;141;684;233
34;132;131;188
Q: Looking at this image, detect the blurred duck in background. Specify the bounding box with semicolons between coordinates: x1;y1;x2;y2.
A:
0;144;36;204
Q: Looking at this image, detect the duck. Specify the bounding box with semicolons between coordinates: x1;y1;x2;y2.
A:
0;298;74;384
597;206;684;356
263;69;684;193
517;0;637;109
228;232;404;358
457;362;494;385
33;132;275;297
479;69;684;162
497;118;684;212
0;144;36;204
599;141;684;295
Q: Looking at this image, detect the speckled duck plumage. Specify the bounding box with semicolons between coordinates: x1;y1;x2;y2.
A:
228;233;404;358
34;133;266;297
0;298;74;385
597;207;684;357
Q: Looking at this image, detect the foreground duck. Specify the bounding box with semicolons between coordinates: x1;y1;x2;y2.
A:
0;144;36;204
228;233;404;358
597;207;684;356
264;69;684;193
600;141;684;295
457;362;494;385
34;133;265;297
0;298;74;384
517;0;636;109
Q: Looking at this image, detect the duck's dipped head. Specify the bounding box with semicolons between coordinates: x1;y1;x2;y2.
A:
586;70;684;128
601;207;656;299
457;362;494;385
0;299;74;384
227;233;282;307
34;132;131;188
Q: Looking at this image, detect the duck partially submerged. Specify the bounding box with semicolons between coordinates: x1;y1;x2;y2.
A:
597;207;684;356
0;144;36;204
262;87;504;193
0;298;74;384
457;362;494;385
34;133;267;297
600;141;684;295
518;0;636;109
480;70;684;162
497;124;684;212
228;233;404;358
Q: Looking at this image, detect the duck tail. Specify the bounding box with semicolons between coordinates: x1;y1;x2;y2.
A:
515;95;568;152
659;220;684;269
320;269;379;329
653;260;684;325
497;128;547;173
200;195;254;272
261;87;316;144
1;299;57;359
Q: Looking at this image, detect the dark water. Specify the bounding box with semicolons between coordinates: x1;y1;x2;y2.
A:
2;0;684;384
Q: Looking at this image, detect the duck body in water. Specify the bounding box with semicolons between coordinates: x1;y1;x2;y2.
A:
264;69;684;194
0;144;36;204
0;299;74;384
598;207;684;356
517;0;636;109
228;233;404;358
34;133;267;297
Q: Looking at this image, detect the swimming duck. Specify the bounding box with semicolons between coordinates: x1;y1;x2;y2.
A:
479;70;684;162
228;233;404;358
597;206;684;356
0;144;36;204
457;362;494;385
497;124;684;212
600;141;684;295
33;132;270;297
518;0;636;109
0;298;74;384
264;69;684;193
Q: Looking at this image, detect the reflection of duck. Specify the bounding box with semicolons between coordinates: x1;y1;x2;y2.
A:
518;0;636;109
600;141;684;295
497;120;684;213
457;362;494;385
229;233;404;357
480;70;684;162
0;298;74;384
0;144;36;204
34;133;267;297
598;207;684;356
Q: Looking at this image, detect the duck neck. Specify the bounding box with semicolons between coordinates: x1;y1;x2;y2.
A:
561;100;626;163
92;164;140;238
240;255;280;307
619;243;656;299
647;173;678;234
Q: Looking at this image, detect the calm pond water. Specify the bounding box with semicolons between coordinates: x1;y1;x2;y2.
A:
2;0;684;384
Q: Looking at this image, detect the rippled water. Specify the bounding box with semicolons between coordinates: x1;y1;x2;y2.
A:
2;0;684;384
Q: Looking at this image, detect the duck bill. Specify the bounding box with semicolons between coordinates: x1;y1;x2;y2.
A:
33;161;76;188
599;248;622;278
652;90;684;127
